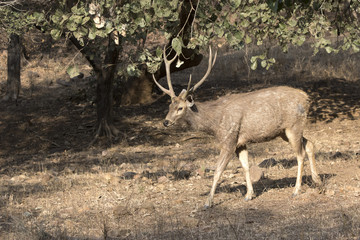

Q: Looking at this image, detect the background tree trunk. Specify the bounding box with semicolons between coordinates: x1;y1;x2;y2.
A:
94;36;120;138
4;33;21;101
70;33;121;139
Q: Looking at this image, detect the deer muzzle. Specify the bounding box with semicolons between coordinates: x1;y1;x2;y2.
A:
163;120;171;127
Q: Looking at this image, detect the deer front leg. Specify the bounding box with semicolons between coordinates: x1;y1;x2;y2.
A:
205;148;232;209
237;145;255;201
303;137;322;185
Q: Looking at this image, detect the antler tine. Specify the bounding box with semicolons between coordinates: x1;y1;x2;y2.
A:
181;74;192;99
186;74;192;93
152;74;173;96
152;46;178;98
192;46;217;92
163;46;177;98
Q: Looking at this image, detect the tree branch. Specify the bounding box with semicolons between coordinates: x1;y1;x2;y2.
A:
69;35;102;73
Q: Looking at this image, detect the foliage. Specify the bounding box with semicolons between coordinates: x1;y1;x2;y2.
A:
0;6;31;36
2;0;355;74
23;0;182;76
189;0;360;69
0;0;50;38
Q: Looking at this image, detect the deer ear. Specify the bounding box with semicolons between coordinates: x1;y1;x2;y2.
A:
186;95;194;108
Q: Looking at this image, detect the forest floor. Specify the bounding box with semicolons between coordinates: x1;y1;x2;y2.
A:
0;43;360;239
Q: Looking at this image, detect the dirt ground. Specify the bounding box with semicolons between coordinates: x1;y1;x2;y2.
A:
0;44;360;240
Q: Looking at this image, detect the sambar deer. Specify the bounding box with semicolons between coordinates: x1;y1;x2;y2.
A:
153;46;322;208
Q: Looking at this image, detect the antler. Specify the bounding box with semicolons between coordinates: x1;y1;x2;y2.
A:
191;46;217;92
152;47;177;98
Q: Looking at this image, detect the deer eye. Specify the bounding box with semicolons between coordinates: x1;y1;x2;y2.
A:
178;107;183;112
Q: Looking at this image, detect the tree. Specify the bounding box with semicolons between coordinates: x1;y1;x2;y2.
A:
4;33;21;101
29;0;206;140
36;0;181;139
0;0;50;101
16;0;360;140
1;1;23;101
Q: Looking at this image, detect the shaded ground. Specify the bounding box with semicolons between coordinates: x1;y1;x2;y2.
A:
0;45;360;239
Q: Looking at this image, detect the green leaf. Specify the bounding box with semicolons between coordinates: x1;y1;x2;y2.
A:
156;47;163;58
279;23;286;30
73;26;88;39
352;44;360;53
71;5;86;15
214;25;224;37
245;35;252;44
135;17;146;28
105;21;114;34
251;60;257;70
67;65;80;78
230;0;241;8
60;14;69;25
130;4;142;14
295;35;306;46
70;15;83;25
66;22;77;31
268;58;276;63
31;12;45;24
50;29;62;40
51;9;63;24
127;64;140;77
325;46;333;53
261;60;267;68
234;31;244;41
82;16;90;25
289;18;297;27
88;27;97;40
250;56;257;63
140;0;151;8
171;37;183;55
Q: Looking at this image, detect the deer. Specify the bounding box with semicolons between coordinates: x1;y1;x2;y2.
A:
153;46;322;208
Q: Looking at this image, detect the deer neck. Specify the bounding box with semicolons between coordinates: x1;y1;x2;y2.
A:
185;101;217;133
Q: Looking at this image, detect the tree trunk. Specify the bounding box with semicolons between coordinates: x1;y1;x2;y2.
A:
95;67;118;138
93;36;120;139
121;0;202;106
4;33;21;101
70;33;121;139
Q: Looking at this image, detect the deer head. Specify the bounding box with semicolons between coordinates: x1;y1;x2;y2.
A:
153;46;217;127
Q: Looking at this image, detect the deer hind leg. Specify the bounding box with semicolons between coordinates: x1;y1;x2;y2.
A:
285;128;306;197
205;148;232;208
303;137;322;185
237;145;255;201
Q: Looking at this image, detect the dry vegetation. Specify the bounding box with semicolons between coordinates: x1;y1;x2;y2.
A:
0;40;360;239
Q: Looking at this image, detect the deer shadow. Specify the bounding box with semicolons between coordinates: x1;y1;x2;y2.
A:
217;173;334;200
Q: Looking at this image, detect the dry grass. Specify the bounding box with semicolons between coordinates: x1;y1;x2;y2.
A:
1;40;360;239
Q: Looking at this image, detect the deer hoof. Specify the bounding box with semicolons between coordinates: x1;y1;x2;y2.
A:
204;204;211;209
291;192;299;198
204;198;213;209
244;196;253;202
313;176;322;185
204;202;212;209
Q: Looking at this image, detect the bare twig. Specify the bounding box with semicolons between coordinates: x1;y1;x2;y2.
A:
0;0;20;7
191;0;200;38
